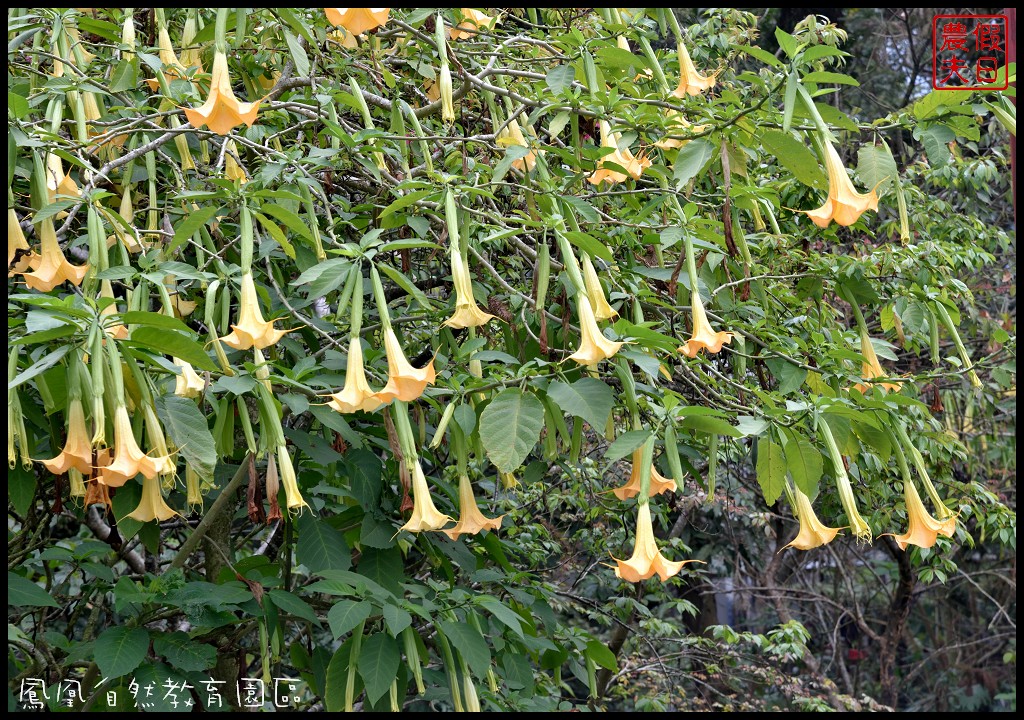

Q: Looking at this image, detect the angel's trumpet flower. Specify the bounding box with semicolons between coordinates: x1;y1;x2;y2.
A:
588;121;632;186
438;65;455;123
127;474;178;522
655;109;708;150
184;50;262;136
325;8;390;35
106;186;144;253
581;254;617;321
888;479;952;551
21;217;89;292
84;476;112;510
612;448;677;501
804;140;879;228
496;119;538;172
613;502;698;582
400;460;453;533
145;26;188;92
97;404;168;487
8;209;30;269
223;140;248;184
784;485;842;551
276;444;310;514
99;280;129;340
219;272;290;350
853;328;902;394
173;358;205;398
444;243;494;329
443;473;504;540
678;290;732;358
374;328;436;404
671;40;716;97
450;8;496;41
45;153;81;200
568;294;623;366
40;398;93;476
325;337;384;413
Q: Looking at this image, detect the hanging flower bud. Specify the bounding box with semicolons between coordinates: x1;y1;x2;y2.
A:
581;253;617;321
276;444;310;514
444;240;495;329
8;209;30;270
438;64;455;123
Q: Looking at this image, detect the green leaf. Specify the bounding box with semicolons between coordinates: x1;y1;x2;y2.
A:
95;626;150;680
782;431;823;499
736;43;784;68
756;439;786;505
563;231;613;262
546;378;615;436
802;70;860;86
775;28;798;58
383;603;412;637
479;388;545;473
268;590;321;626
7;573;59;608
378;263;434;310
379;189;434;220
7;345;71;390
761;130;827;191
171;205;220;254
291;257;350;298
358;633;400;704
284;30;310;78
604;429;652;463
559;194;599;223
252;211;296;259
328;600;373;639
585;639;618;671
919;125;955;167
856;144;898;197
545;64;576;94
120;311;191;333
765;358;807;395
475;596;524;638
851;420;892;462
153;632;217;672
109;58;139;92
128;327;217;372
913;89;964;120
8;91;29;119
324;642;351;712
438;619;490;677
358;546;403;596
680;415;742;437
296;513;352;573
155;395;217;484
259;203;314;243
672;138;715;187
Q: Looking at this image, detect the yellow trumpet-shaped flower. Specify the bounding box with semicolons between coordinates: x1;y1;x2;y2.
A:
328;28;360;49
99;280;129;340
173;358;205;398
678;290;732;358
40;398;93;476
184;50;263;136
671;40;716;97
69;468;87;499
450;8;496;41
97;404;167;487
588;120;633;186
613;502;699;582
84;476;112;510
612;449;678;501
853;329;902;394
568;294;623;366
21;217;89;292
324;8;390;35
400;460;453;533
145;26;188;92
655;109;708;150
444;243;495;329
8;209;30;269
276;444;310;514
105;186;144;253
220;272;290;350
581;254;617;321
889;479;955;550
374;328;437;404
127;474;178;523
443;474;504;540
45;153;81;200
500;472;519;490
496;119;538;173
784;486;842;551
223;139;248;184
804;140;879;228
617;137;651;180
325;337;384;413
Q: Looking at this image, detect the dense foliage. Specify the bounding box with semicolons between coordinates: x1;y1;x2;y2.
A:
7;7;1016;712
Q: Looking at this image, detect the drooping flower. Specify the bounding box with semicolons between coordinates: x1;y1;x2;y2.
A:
99;280;129;340
84;476;112;510
654;109;708;150
223;139;248;184
324;8;390;35
374;328;436;404
21;217;89;292
784;485;842;551
568;294;623;366
450;8;496;41
145;25;188;92
40;398;93;476
613;502;699;582
105;186;144;253
438;64;455;123
8;209;30;269
45;153;81;200
444;242;495;329
400;460;453;533
671;40;716;97
443;474;504;540
804;140;879;228
496;119;538;173
581;254;617;321
219;272;290;350
325;337;384;413
678;290;732;358
612;449;678;501
889;479;956;550
173;358;205;398
184;50;263;136
127;474;178;523
328;27;360;49
853;328;902;394
276;444;310;514
69;468;87;499
588;121;632;186
97;404;167;487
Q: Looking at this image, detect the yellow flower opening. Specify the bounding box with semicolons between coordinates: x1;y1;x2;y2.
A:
145;26;188;92
496;119;538;173
99;280;129;340
853;328;902;394
173;358;205;398
581;254;617;321
277;444;310;514
324;8;390;35
40;398;93;476
678;290;732;358
127;473;178;523
804;140;879;228
374;328;437;404
888;479;956;551
21;217;89;293
612;448;677;501
784;485;842;551
588;120;632;187
8;209;30;270
400;460;453;533
655;109;708;151
613;502;700;582
325;337;384;413
45;153;81;201
568;294;623;366
444;242;495;329
97;404;167;487
672;40;716;97
184;50;263;136
220;272;290;350
450;8;496;41
442;474;504;540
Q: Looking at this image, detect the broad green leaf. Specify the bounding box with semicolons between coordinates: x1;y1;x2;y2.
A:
919;125;955;167
736;43;784;68
268;590;321;626
378;189;434;220
7;345;71;390
546;378;615;435
775;27;798;58
7;573;59;608
252;211;296;259
296;513;352;573
680;415;742;437
604;429;652;463
475;596;524;638
284;30;310;78
383;603;412;637
585;639;618;671
358;633;400;704
438;619;490;677
761;130;827;191
545;64;576;94
153;631;217;672
852;420;892;462
259;203;314;243
782;430;823;499
563;230;613;262
171;205;220;254
672;138;715;187
328;600;373;639
479;388;545;473
856;144;898;197
120;311;191;333
156;395;217;483
291;257;350;298
128;327;217;371
756;439;786;505
95;626;150;680
802;70;860;86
